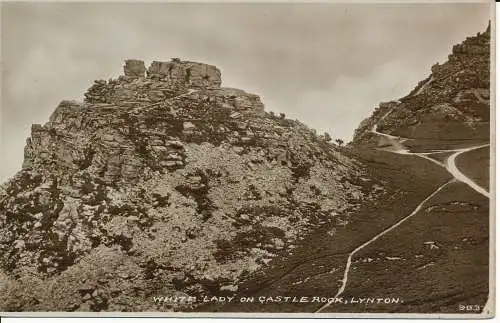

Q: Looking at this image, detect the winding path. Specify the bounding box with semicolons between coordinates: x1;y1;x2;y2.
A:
316;113;490;313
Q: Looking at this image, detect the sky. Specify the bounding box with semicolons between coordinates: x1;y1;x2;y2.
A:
0;1;492;182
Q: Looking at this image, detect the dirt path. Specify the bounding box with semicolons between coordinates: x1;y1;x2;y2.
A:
316;114;490;313
445;146;490;198
315;179;452;312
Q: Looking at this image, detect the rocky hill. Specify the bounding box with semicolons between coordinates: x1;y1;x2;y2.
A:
354;23;490;144
0;59;379;311
193;25;491;315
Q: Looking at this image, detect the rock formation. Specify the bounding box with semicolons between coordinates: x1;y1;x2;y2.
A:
1;22;490;312
0;58;377;311
353;23;490;144
195;25;491;315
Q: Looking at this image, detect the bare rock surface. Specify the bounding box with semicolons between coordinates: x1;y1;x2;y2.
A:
0;58;377;311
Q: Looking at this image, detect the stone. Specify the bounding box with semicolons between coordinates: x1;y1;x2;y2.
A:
124;59;146;78
272;238;284;250
161;161;178;167
166;140;184;149
262;258;272;265
13;239;25;250
183;122;196;130
78;284;95;293
166;153;183;161
220;284;238;292
118;272;130;279
147;60;221;88
230;112;241;119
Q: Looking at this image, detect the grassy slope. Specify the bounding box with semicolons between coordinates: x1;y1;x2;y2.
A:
196;148;456;313
393;116;489;142
325;181;489;313
404;139;489;153
196;136;490;313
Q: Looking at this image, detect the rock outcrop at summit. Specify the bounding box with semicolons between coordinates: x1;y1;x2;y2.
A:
84;59;221;105
147;60;222;88
0;58;379;311
123;59;147;78
354;23;490;144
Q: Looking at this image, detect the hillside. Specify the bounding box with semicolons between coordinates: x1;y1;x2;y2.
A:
0;23;492;315
0;59;379;311
197;24;491;315
354;23;490;145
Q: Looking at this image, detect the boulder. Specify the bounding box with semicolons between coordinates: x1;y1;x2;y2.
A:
147;60;221;88
124;59;146;78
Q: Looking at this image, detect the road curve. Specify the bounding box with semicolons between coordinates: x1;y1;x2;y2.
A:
445;145;490;198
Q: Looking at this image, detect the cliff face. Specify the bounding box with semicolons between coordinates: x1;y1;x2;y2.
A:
353;24;490;144
0;59;377;311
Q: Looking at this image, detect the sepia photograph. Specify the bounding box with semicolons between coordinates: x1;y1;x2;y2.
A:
0;0;495;318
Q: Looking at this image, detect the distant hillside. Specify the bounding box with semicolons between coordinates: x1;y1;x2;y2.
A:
353;23;490;144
